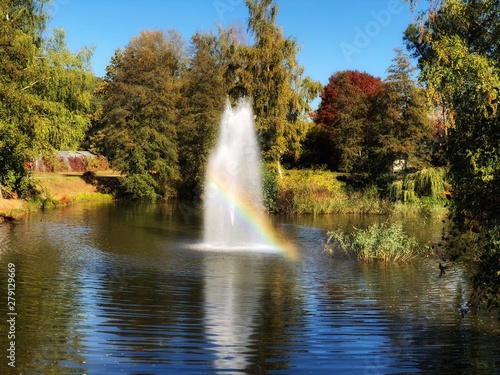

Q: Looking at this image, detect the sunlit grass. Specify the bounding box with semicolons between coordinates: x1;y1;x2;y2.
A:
58;192;113;204
276;169;389;214
275;169;447;216
1;173;116;219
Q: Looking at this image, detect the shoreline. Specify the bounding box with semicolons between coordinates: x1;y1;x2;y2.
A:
0;170;449;221
0;172;118;221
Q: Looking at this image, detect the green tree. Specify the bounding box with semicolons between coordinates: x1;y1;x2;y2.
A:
0;0;47;83
0;0;46;196
217;22;251;101
405;0;500;311
96;29;184;200
220;0;321;164
374;48;433;173
0;0;96;196
177;31;226;197
247;0;322;163
33;28;97;152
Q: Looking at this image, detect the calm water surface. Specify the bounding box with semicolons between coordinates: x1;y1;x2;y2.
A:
0;202;498;374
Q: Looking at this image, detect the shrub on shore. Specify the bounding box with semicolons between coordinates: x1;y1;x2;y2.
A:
275;169;349;214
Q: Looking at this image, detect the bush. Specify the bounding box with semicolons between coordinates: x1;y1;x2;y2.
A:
326;222;427;262
262;163;279;212
0;122;35;199
82;171;97;184
276;169;348;214
39;153;109;173
120;174;158;201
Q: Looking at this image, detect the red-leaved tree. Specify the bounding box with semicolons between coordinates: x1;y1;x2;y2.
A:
312;70;384;172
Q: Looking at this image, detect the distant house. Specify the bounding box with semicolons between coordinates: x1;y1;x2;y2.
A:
33;151;105;172
57;150;97;159
392;159;407;173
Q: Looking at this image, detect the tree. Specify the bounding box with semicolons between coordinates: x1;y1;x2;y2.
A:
34;28;97;152
376;48;433;172
313;70;384;172
96;29;185;200
0;0;49;197
311;58;433;176
177;31;227;197
0;0;96;197
220;0;321;164
405;0;500;311
0;0;47;83
217;22;251;101
247;0;322;163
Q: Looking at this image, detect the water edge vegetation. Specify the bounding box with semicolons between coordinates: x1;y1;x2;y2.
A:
325;222;429;262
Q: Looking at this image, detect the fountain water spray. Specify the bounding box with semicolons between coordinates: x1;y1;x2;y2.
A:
203;98;265;248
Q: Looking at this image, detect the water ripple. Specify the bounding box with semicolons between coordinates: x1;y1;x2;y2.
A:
0;206;498;374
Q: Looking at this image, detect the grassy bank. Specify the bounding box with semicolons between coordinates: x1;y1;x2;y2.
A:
271;168;448;217
0;172;116;220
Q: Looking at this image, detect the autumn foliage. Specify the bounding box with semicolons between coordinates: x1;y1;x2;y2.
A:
311;70;385;172
308;56;433;176
314;70;383;125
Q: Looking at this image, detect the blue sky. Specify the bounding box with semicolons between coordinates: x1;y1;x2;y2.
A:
47;0;416;87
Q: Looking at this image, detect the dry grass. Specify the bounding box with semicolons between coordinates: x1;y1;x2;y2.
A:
34;174;97;201
0;199;24;215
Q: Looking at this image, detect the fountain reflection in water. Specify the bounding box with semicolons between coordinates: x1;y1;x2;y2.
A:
203;98;267;249
202;98;268;372
204;254;263;371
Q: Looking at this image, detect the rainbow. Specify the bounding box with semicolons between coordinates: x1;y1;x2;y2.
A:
206;172;298;260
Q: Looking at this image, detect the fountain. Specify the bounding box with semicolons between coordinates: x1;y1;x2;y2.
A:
203;98;268;249
201;98;296;259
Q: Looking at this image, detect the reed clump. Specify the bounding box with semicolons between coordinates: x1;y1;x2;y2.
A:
325;222;427;262
271;168;448;216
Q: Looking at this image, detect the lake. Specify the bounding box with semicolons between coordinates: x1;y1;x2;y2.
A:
0;201;498;374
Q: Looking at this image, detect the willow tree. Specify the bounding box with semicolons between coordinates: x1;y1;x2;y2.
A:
0;0;96;197
405;0;500;311
34;28;97;151
96;30;184;200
